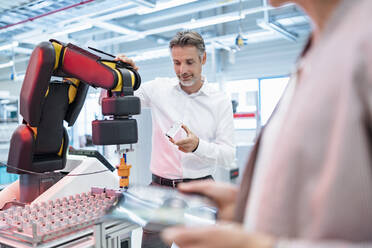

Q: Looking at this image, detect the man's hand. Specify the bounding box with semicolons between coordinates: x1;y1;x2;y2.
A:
98;89;107;105
161;222;276;248
115;54;139;71
170;124;199;153
178;180;238;221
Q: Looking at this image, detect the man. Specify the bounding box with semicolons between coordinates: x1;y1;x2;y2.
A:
161;0;372;247
116;31;235;184
116;30;235;184
116;30;235;248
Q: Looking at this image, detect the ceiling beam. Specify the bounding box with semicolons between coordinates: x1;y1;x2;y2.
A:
92;5;276;48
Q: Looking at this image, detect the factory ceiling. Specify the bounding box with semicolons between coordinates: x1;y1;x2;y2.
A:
0;0;310;80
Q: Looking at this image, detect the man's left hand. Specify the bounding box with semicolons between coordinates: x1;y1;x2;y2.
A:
170;124;199;153
161;222;276;248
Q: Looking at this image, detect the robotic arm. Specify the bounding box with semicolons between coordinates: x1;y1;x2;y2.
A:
6;39;141;203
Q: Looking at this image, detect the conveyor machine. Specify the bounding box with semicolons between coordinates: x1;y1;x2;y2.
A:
8;39;141;202
0;39;141;247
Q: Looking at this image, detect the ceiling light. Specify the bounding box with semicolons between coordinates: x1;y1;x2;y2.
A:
14;46;33;55
127;30;276;62
184;14;241;29
94;3;298;48
256;19;297;41
0;61;14;69
59;2;133;26
258;0;298;42
0;41;19;51
94;21;137;35
130;0;156;8
139;13;242;37
29;1;53;10
137;0;197;15
132;48;170;61
51;24;93;37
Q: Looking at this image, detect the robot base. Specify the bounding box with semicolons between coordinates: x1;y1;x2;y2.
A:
0;154;139;248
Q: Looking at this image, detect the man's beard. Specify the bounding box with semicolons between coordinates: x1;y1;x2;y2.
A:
179;74;196;87
179;79;196;87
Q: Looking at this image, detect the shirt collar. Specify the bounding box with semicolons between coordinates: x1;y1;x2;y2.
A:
174;76;211;96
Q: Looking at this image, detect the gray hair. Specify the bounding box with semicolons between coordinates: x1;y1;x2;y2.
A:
169;30;206;60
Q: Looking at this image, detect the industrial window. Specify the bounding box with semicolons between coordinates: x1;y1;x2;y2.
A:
223;79;259;130
259;76;290;125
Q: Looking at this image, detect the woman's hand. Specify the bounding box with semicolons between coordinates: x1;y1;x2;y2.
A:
178;180;238;221
162;222;276;248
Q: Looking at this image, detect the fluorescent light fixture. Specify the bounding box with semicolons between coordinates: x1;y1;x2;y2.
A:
0;61;14;69
137;0;197;15
94;4;283;48
14;46;33;55
184;14;241;29
130;0;156;8
139;13;241;37
94;21;137;35
0;41;19;51
256;19;298;41
59;2;133;26
132;48;170;61
29;1;53;10
258;0;298;42
95;8;141;22
0;91;10;98
123;28;289;62
276;16;308;26
51;23;93;37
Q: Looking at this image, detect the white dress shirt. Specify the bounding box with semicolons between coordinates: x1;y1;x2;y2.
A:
135;77;235;179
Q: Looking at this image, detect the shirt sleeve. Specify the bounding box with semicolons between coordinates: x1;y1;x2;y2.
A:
275;32;372;248
193;96;236;168
134;79;156;108
276;239;372;248
363;35;372;128
354;37;372;134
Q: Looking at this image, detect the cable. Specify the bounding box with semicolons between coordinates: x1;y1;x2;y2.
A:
0;163;43;175
66;170;110;176
1;162;111;177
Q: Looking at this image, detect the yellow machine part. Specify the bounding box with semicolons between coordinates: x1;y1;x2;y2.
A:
51;41;64;70
57;138;64;156
117;157;132;188
46;42;74;158
28;124;64;157
120;178;130;188
44;87;49;97
28;125;37;139
102;61;136;92
64;78;80;104
102;61;123;92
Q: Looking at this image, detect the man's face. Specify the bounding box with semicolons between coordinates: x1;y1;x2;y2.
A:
171;45;206;87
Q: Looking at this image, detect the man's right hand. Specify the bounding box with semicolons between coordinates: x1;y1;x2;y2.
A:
115;54;139;71
177;180;238;221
